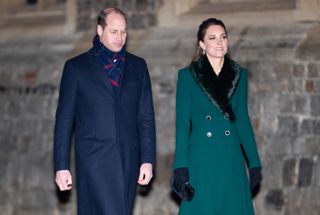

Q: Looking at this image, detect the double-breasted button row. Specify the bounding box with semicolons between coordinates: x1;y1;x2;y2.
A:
206;115;229;120
206;130;231;137
225;130;230;136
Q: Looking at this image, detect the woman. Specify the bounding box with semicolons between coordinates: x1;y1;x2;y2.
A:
171;18;262;214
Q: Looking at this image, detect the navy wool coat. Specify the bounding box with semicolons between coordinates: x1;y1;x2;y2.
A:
54;47;156;215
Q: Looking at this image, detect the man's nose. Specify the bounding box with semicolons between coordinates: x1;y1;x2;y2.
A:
116;32;124;42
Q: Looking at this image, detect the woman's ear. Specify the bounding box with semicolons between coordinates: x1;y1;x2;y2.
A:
199;41;205;51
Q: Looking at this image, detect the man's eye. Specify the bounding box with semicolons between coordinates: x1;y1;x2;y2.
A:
209;37;216;40
222;35;228;39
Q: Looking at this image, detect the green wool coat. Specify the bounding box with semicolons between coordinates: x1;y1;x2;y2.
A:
173;55;262;215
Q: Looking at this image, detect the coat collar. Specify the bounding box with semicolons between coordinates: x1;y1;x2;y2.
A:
88;47;114;95
88;48;134;97
189;54;241;121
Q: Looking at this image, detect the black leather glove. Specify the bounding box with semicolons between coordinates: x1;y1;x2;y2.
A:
170;167;194;201
249;167;262;192
171;167;189;192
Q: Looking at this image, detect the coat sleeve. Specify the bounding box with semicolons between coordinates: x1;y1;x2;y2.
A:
137;60;156;166
173;69;191;169
235;70;262;169
53;61;77;172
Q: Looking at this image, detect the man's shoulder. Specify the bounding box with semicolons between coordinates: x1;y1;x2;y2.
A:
65;49;93;65
126;51;146;64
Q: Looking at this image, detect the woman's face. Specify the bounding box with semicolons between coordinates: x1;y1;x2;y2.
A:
199;25;228;60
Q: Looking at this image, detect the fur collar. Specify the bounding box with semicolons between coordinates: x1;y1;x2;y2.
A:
189;54;241;121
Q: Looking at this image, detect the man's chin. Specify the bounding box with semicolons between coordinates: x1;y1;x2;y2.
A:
112;46;124;53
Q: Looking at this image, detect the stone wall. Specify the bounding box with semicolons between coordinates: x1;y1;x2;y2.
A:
0;36;78;215
233;24;320;215
0;1;320;215
77;0;162;31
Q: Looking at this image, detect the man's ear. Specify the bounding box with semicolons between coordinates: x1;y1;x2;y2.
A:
97;25;103;37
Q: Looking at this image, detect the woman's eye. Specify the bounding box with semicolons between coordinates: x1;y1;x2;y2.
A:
209;37;216;40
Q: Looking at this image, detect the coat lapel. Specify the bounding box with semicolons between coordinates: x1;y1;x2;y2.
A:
118;63;128;94
118;55;135;95
189;54;240;121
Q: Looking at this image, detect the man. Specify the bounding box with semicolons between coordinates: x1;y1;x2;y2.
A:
54;7;156;215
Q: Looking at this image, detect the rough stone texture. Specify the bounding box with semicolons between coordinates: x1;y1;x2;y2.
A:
283;158;297;187
298;157;314;187
1;1;320;215
0;36;77;215
284;188;320;215
77;0;162;30
265;189;285;212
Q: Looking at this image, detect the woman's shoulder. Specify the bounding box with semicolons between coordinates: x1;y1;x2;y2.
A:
177;67;193;79
239;67;249;80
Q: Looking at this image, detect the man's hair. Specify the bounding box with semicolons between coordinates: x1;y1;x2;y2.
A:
97;7;127;28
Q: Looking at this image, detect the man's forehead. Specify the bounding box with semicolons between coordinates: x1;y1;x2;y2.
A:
105;25;127;31
106;12;126;24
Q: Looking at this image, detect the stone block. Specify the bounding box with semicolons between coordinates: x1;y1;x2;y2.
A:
23;71;38;85
240;61;260;77
315;80;320;93
260;95;279;115
247;62;274;83
315;156;320;187
292;79;305;93
305;80;315;93
279;79;290;93
282;158;297;187
7;99;23;118
248;96;261;116
298;157;314;187
292;63;305;77
307;63;319;77
277;116;299;135
262;155;283;187
293;95;309;114
293;136;320;155
278;94;294;114
310;95;320;116
300;119;320;135
296;25;320;61
284;188;320;215
259;115;278;135
267;134;295;156
274;62;293;79
252;117;260;132
265;189;284;211
257;83;272;94
0;204;13;215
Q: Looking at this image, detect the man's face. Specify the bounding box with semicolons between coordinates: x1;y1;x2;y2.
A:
97;12;127;52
